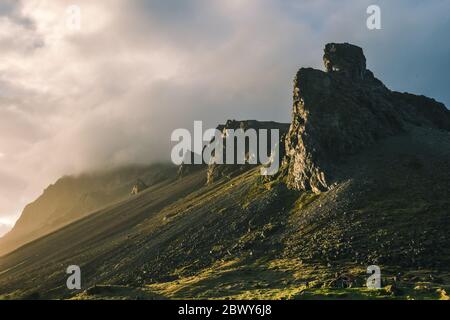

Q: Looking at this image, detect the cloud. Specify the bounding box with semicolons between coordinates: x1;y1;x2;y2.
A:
0;0;449;225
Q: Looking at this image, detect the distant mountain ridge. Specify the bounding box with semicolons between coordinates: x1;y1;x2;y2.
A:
0;164;176;256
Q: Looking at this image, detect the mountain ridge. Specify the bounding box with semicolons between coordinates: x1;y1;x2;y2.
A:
0;163;177;257
0;43;449;300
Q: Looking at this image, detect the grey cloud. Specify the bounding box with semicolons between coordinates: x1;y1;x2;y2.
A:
0;0;35;28
121;0;233;49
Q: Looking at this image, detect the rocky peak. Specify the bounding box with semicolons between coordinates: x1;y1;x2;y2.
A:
323;43;367;80
284;43;450;193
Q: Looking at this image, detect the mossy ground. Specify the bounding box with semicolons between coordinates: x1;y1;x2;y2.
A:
75;258;450;300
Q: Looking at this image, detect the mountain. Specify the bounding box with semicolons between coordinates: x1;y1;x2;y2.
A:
0;43;449;300
0;164;176;257
284;43;450;192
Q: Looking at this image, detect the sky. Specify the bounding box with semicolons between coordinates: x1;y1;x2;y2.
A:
0;0;449;236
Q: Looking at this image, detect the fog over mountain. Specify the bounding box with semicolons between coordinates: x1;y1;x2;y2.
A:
0;223;11;238
1;0;449;229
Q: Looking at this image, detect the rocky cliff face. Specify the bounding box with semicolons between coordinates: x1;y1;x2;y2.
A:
323;43;367;80
284;43;450;193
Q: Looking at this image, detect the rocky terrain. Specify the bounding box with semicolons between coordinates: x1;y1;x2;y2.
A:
0;43;449;300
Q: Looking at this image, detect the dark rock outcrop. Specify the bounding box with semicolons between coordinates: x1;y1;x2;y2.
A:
284;43;450;193
207;120;290;184
131;179;148;195
176;120;290;183
323;43;367;80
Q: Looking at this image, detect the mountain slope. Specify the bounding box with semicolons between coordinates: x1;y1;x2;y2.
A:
1;128;449;299
0;164;176;257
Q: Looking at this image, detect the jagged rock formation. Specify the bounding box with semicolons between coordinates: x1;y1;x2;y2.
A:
176;120;290;183
207;120;290;184
323;43;367;80
285;43;450;193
